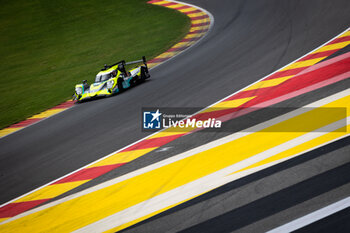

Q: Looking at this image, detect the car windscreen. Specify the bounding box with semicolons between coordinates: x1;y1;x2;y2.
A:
95;73;111;83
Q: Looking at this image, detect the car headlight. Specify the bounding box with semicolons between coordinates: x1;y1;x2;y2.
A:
107;80;114;89
75;87;82;95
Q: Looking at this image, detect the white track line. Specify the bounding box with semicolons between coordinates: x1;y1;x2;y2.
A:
3;89;349;225
266;196;350;233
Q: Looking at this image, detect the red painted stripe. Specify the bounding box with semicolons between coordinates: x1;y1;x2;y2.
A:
53;164;125;184
296;51;350;76
190;15;208;20
51;100;75;109
183;9;202;15
298;50;338;61
122;134;185;152
326;35;350;45
180;37;200;43
192;22;210;27
172;5;191;10
7;118;43;128
0;199;50;218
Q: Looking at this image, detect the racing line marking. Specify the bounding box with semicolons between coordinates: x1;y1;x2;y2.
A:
266;196;350;233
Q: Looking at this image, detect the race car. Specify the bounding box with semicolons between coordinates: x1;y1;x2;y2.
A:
73;56;150;102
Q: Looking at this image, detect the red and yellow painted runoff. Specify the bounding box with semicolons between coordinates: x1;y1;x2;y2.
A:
0;28;349;224
0;90;348;232
0;100;74;138
146;0;212;68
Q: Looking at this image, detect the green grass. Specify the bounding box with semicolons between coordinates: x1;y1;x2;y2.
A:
0;0;190;129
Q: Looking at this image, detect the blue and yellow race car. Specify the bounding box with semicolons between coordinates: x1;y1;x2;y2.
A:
73;56;150;102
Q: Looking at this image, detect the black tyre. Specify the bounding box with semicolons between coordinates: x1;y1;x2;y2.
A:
117;78;124;92
141;66;150;81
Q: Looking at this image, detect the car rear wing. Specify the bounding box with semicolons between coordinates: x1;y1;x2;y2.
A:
125;56;148;71
123;56;148;73
102;56;148;72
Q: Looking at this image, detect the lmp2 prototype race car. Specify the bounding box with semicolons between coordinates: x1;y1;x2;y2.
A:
73;56;150;102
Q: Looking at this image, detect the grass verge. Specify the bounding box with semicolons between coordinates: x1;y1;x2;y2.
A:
0;0;190;129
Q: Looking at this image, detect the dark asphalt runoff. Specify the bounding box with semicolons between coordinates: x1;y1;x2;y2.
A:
1;0;350;232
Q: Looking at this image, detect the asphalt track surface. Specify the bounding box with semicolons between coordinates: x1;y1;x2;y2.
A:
1;0;350;231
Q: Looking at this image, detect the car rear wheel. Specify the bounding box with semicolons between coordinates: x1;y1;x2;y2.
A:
140;66;150;81
117;78;124;92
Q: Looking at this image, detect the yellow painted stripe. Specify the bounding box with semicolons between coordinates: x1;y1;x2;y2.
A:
147;62;160;69
281;57;326;71
244;75;294;91
148;127;194;139
338;31;350;38
187;12;205;18
88;148;156;168
148;131;185;139
202;97;256;113
2;96;347;232
184;33;204;39
0;127;24;137
14;181;86;203
154;51;178;59
151;1;171;5
178;7;197;13
315;41;350;53
171;42;190;48
29;108;66;119
190;26;209;32
191;19;208;24
165;4;187;9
